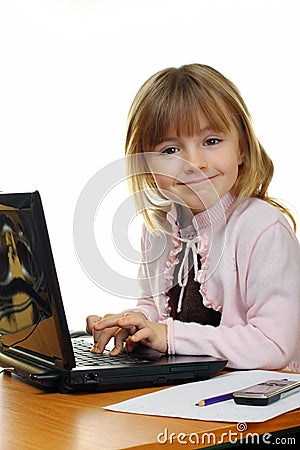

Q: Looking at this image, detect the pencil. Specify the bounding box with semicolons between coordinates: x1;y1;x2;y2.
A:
195;392;234;407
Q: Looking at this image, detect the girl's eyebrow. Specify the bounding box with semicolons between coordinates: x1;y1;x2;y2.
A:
156;136;179;144
156;127;219;145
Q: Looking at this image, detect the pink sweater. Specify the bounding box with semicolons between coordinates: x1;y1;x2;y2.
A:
125;192;300;371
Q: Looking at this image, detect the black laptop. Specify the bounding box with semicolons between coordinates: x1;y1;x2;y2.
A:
0;191;227;393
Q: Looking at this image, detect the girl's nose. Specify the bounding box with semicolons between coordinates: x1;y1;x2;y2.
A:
182;149;207;173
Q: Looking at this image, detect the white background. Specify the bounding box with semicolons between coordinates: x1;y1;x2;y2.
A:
0;0;299;330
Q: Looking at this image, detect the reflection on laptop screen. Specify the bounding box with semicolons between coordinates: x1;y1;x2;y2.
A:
0;193;72;368
0;208;51;334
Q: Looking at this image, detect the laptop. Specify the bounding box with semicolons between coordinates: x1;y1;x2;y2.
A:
0;191;227;393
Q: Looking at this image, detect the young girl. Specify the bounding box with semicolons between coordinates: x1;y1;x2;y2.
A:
86;64;300;371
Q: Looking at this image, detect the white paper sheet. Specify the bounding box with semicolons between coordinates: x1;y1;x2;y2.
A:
103;370;300;422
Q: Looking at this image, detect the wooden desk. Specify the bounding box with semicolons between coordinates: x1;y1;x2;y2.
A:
1;372;299;449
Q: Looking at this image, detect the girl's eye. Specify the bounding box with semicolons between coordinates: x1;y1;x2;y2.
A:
204;137;221;146
161;146;180;155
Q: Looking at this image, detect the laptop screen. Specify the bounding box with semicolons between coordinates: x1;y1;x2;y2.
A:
0;192;74;368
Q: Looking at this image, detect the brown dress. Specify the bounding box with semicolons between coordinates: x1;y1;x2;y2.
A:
168;255;221;326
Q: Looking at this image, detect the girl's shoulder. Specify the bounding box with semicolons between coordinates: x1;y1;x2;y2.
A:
235;197;285;217
230;197;295;236
228;198;300;262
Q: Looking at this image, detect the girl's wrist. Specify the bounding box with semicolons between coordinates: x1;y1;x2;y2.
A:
163;318;175;355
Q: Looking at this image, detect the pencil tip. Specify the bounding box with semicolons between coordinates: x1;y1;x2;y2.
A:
195;400;205;407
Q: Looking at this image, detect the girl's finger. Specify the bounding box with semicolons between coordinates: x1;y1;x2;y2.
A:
86;314;102;334
110;328;130;355
91;326;119;354
125;338;138;353
129;327;153;344
93;315;120;331
117;314;146;331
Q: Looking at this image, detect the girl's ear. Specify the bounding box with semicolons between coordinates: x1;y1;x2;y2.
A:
238;148;245;165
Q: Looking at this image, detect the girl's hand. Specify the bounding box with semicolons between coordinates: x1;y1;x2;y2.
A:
86;313;168;355
86;313;125;355
116;313;168;354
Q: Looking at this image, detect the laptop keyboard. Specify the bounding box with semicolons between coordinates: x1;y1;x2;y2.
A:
73;338;151;367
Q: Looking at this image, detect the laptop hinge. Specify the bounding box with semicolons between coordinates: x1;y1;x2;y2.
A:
53;358;65;369
3;345;63;370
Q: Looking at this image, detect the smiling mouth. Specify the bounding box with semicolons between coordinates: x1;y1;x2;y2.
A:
176;175;218;186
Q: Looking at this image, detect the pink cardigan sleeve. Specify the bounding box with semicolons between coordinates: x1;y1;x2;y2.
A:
165;221;300;370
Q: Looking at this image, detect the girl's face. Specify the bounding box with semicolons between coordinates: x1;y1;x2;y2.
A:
144;116;244;214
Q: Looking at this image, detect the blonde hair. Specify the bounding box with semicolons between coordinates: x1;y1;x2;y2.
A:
125;64;296;231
